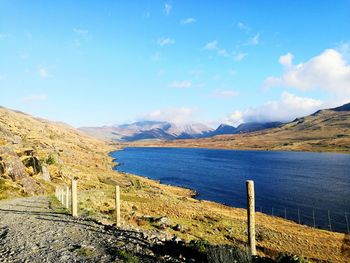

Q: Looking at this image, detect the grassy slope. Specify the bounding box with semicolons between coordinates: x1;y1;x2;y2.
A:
0;107;349;262
131;108;350;154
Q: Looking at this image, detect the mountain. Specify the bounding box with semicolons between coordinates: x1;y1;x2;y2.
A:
79;121;283;142
79;121;214;142
138;102;350;153
208;122;283;137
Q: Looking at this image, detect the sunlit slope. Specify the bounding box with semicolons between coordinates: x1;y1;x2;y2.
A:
0;106;126;198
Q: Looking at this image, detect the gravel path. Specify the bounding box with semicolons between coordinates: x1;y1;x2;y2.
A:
0;196;167;263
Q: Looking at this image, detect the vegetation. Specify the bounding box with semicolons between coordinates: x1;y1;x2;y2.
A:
0;106;349;262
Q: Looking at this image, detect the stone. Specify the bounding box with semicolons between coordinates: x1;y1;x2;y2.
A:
41;166;51;182
173;224;183;232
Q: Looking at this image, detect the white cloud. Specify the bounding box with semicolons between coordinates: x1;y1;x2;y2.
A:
38;67;49;78
73;28;88;36
204;40;218;50
279;52;293;66
247;33;260;45
213;89;239;99
158;37;175;46
237;22;251;32
181;18;196;24
224;92;323;126
140;107;196;124
21;94;48;103
224;111;244;127
170;80;192;89
164;4;172;15
203;40;230;58
233;52;247;61
265;49;350;98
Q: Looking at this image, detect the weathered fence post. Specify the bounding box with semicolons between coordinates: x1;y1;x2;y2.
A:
115;185;121;227
246;180;256;256
71;178;78;217
55;187;58;199
328;210;332;231
61;188;64;205
65;186;69;209
297;208;301;224
59;188;62;202
284;208;287;219
312;208;316;227
345;211;349;233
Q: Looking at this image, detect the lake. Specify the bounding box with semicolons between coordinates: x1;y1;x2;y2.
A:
111;147;350;233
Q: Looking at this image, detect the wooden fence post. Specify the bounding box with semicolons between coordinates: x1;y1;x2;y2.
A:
61;188;64;205
71;178;78;217
55;187;57;199
115;185;121;227
246;180;256;256
58;188;62;202
65;186;69;209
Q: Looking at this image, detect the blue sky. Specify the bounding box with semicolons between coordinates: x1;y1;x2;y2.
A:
1;0;349;127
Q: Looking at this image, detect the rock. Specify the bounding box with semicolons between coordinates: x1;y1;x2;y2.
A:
41;166;51;182
173;224;183;232
0;147;28;181
20;177;44;195
22;156;42;175
156;216;169;225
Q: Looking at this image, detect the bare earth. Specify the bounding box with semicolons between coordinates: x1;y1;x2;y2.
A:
0;196;183;263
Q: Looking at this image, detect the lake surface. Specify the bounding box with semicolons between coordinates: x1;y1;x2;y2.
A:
111;147;350;233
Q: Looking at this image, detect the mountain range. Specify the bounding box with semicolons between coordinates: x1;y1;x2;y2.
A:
78;121;283;142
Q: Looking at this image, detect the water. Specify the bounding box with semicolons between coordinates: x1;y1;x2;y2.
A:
111;147;350;233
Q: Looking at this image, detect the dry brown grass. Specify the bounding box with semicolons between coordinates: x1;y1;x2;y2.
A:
1;106;349;262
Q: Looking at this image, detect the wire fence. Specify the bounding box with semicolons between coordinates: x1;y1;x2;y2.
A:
55;181;350;235
255;204;349;233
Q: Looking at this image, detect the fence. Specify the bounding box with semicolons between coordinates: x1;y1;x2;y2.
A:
54;179;349;258
254;204;349;233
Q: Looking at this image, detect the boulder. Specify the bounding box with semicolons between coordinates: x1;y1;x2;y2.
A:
0;147;27;181
20;177;44;195
41;166;51;182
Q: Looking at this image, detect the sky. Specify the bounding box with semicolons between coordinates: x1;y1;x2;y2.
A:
0;0;350;128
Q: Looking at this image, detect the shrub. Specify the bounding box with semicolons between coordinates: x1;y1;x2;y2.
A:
46;154;56;165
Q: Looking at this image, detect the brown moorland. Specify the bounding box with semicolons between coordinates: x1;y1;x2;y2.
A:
0;106;349;262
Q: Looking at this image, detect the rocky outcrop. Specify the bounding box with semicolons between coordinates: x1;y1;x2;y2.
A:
0;146;44;194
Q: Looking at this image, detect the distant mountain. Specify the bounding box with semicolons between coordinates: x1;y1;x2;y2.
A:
79;120;283;142
79;121;215;142
206;122;283;137
145;102;350;153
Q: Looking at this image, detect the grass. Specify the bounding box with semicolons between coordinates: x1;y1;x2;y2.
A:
1;106;349;262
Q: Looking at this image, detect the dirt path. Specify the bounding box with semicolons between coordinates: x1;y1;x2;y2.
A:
0;196;175;263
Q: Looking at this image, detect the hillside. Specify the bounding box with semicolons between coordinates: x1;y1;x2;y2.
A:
1;106;349;262
136;103;350;153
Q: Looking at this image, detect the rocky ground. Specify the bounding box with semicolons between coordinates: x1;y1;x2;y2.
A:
0;196;196;263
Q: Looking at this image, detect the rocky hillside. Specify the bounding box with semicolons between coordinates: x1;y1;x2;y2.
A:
0;106;125;199
135;103;350;153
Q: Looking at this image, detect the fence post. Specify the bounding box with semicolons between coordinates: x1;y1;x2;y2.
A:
312;208;316;227
59;188;62;202
328;210;332;231
115;185;121;227
65;186;69;209
61;188;64;205
246;180;256;256
345;211;349;233
298;208;301;224
55;187;57;199
71;178;78;217
284;208;287;219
